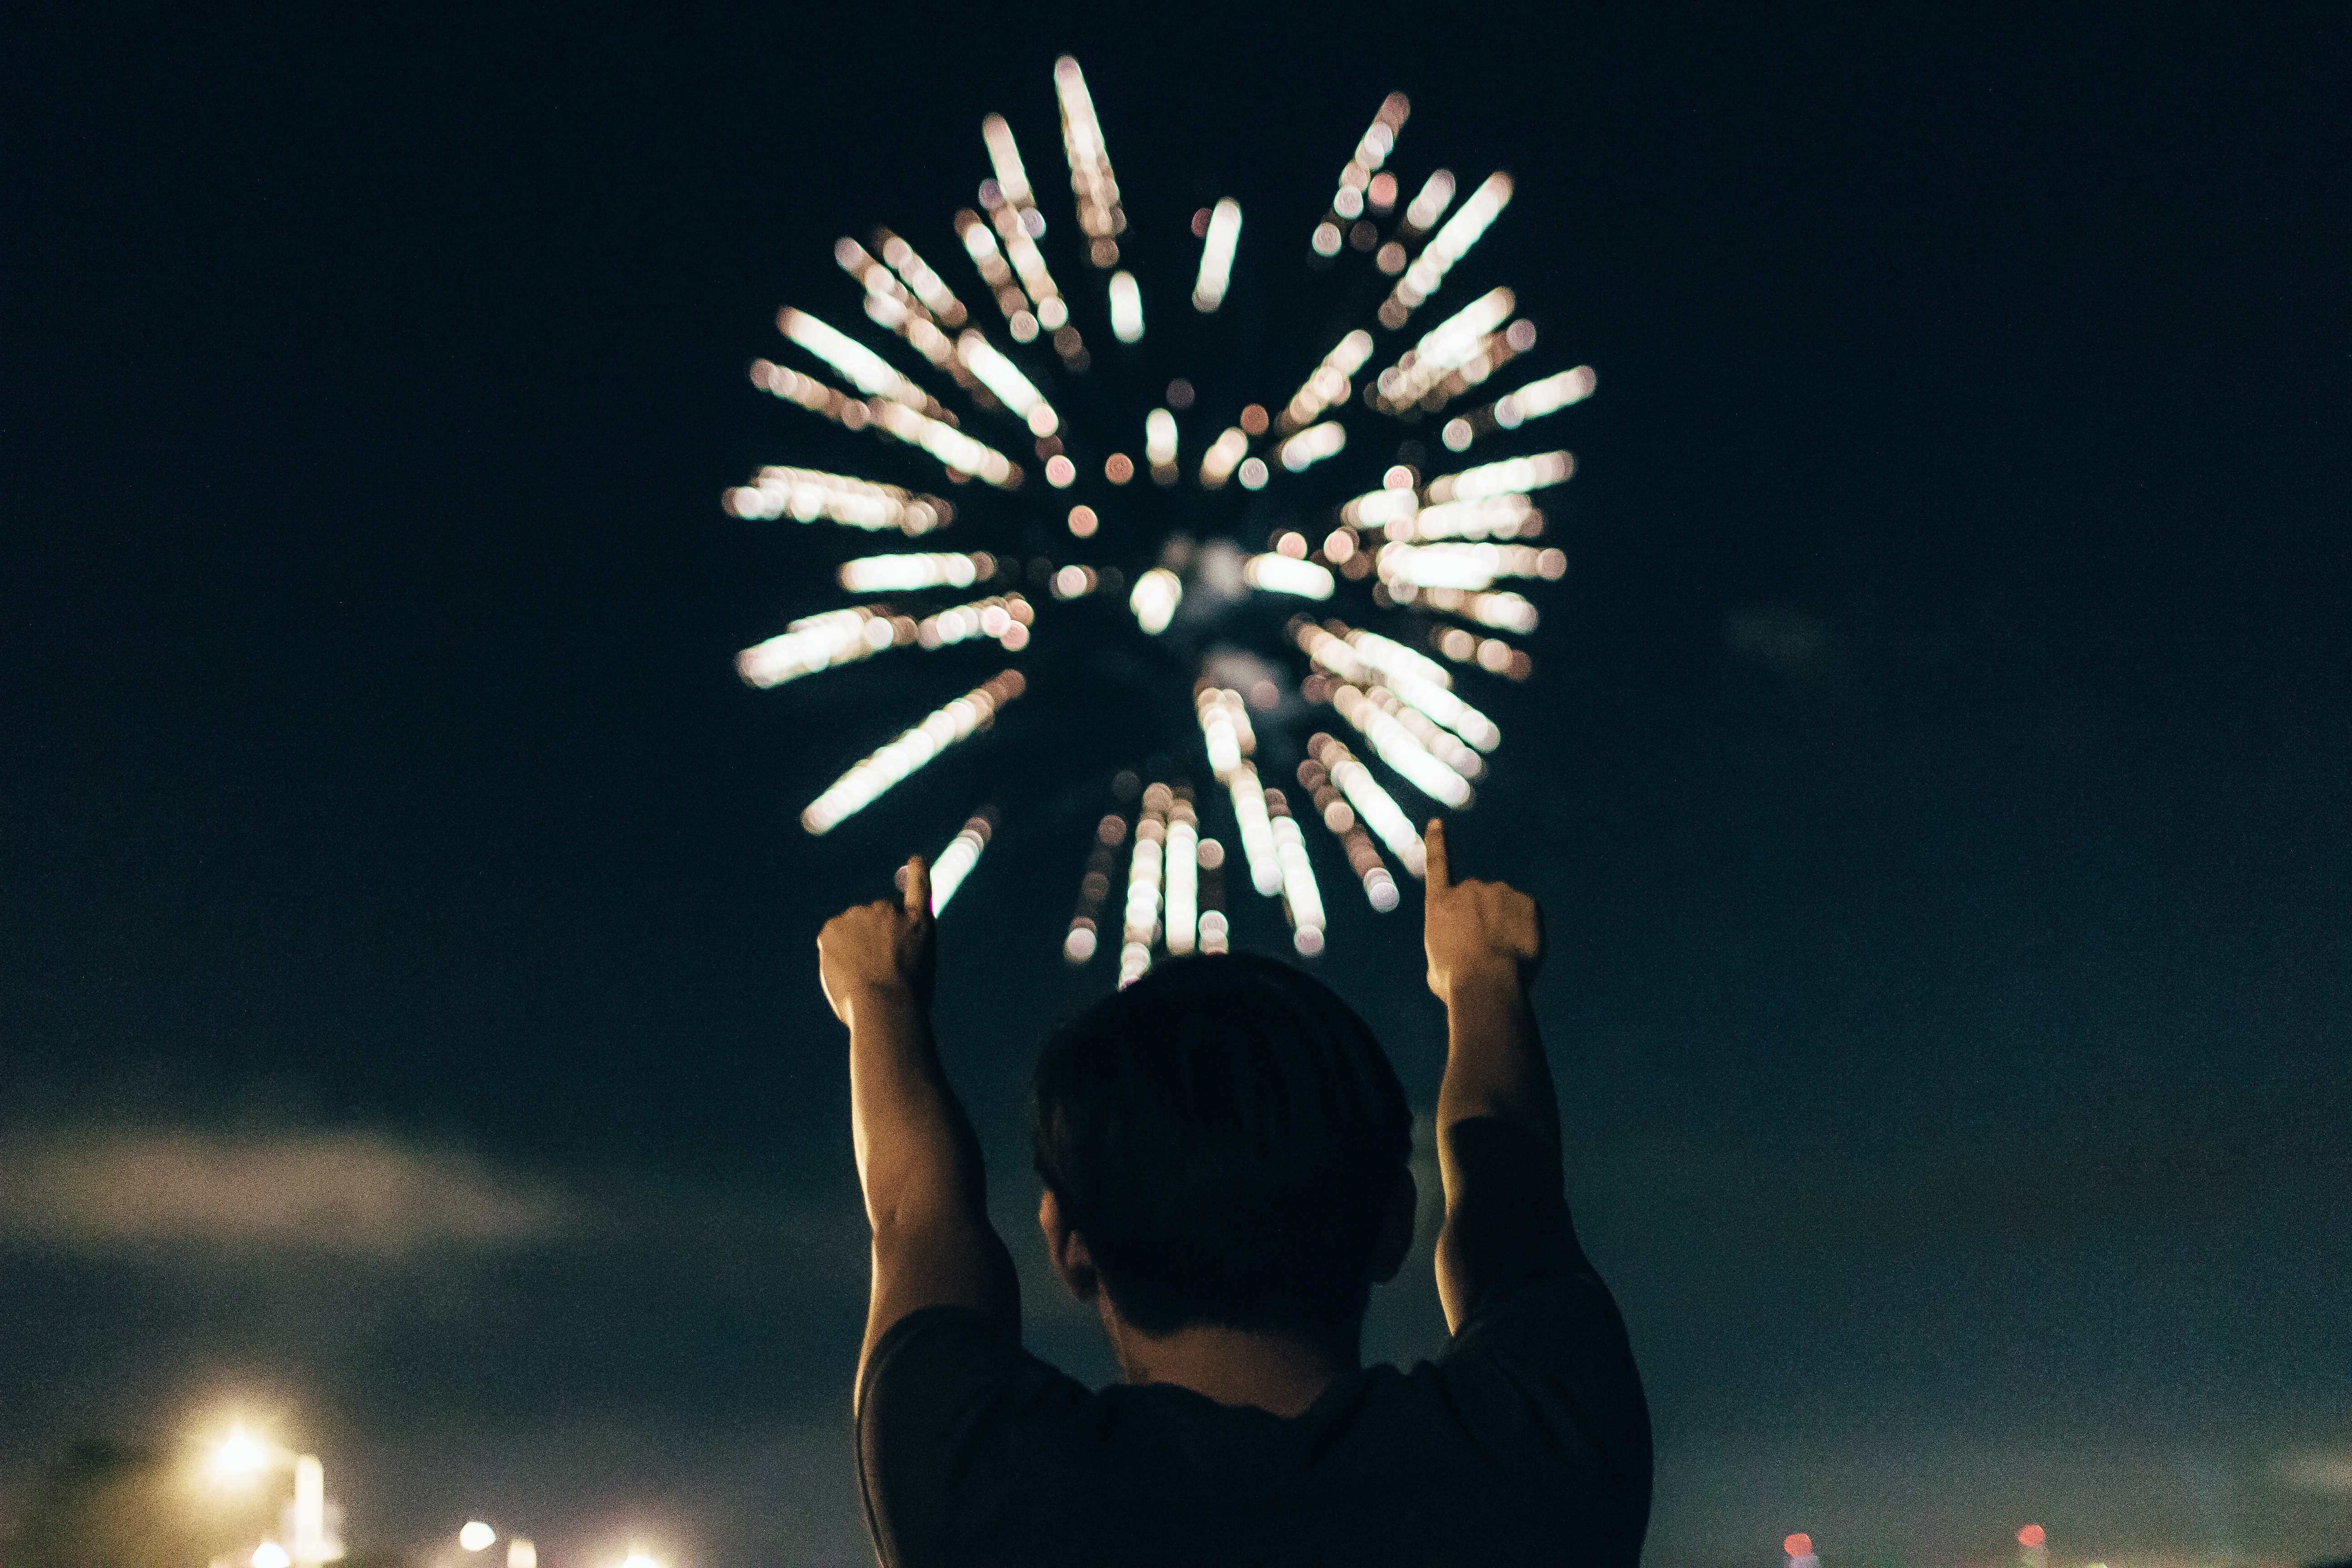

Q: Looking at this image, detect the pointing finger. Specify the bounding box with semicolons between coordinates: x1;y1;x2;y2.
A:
1423;818;1450;894
904;854;932;916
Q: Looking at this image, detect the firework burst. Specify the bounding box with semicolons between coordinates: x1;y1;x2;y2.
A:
725;59;1594;982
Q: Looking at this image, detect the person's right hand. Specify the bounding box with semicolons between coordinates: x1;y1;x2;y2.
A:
1422;818;1543;1000
818;855;937;1025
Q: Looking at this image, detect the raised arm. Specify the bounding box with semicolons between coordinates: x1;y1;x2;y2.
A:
1422;819;1580;1331
818;856;1019;1406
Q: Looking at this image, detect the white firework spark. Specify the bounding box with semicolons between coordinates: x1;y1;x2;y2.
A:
725;59;1596;980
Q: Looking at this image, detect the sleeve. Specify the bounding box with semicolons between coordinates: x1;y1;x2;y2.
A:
855;1305;1081;1567
1434;1266;1653;1548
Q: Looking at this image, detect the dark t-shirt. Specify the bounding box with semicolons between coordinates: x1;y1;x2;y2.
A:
855;1263;1651;1566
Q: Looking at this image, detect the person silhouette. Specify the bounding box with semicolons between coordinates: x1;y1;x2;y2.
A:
817;818;1650;1564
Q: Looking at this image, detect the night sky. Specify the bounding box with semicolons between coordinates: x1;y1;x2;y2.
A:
5;6;2349;1565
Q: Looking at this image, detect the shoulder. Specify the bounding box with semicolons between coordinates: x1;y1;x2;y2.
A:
857;1307;1097;1561
1418;1269;1652;1508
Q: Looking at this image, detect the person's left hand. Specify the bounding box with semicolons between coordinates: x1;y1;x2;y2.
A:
818;856;936;1023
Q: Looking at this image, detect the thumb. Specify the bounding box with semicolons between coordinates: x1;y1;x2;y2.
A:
904;854;932;917
1423;818;1451;894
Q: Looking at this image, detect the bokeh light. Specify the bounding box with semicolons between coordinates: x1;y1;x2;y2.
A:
726;59;1597;960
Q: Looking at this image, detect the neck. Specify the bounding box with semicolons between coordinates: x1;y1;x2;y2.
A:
1098;1303;1356;1417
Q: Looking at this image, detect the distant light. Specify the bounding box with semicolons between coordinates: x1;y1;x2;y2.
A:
1226;765;1282;897
1008;310;1039;342
1394;585;1538;633
837;551;990;593
1278;421;1347;472
1403;168;1456;230
724;464;951;535
1374;241;1407;274
1441;418;1473;451
1328;681;1474;806
1108;270;1145;342
801;671;1026;834
1198;909;1230;954
1052;564;1098;598
1424;449;1575;504
1277;329;1373;431
981;113;1033;205
1239;403;1269;435
955;331;1058;434
929;812;995;913
873;228;968;325
254;1544;291;1568
1784;1535;1813;1558
1145;408;1178;482
1237;457;1269;490
1242;554;1334;599
1494;364;1597;428
914;593;1029;652
622;1555;660;1568
1297;619;1500;752
1403;493;1543;541
1104;452;1134;484
864;399;1021;488
1130;567;1182;634
1164;813;1200;955
737;606;895;688
777;308;931;412
1378;540;1554;591
1199;426;1249;488
1381;170;1513;325
1308;733;1425;877
461;1523;496;1553
1193;197;1242;311
1367;171;1397;209
1118;800;1166;987
1271;813;1326;950
1063;926;1097;962
1045;455;1076;487
213;1429;270;1478
1067;505;1098;538
1310;222;1343;256
1373;286;1516;411
2018;1526;2046;1548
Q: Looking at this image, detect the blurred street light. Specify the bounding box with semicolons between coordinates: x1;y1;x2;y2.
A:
202;1426;341;1566
211;1429;272;1482
461;1522;497;1552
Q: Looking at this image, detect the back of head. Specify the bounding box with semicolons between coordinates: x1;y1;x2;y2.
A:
1032;953;1413;1344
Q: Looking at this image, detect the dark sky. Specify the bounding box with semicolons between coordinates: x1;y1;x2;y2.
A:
5;5;2349;1565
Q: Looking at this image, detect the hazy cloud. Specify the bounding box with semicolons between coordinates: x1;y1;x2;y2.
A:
0;1129;574;1256
2276;1447;2352;1495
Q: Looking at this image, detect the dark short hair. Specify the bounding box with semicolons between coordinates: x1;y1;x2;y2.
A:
1032;953;1414;1342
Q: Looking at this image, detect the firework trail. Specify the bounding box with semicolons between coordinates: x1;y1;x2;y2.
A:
724;59;1594;982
